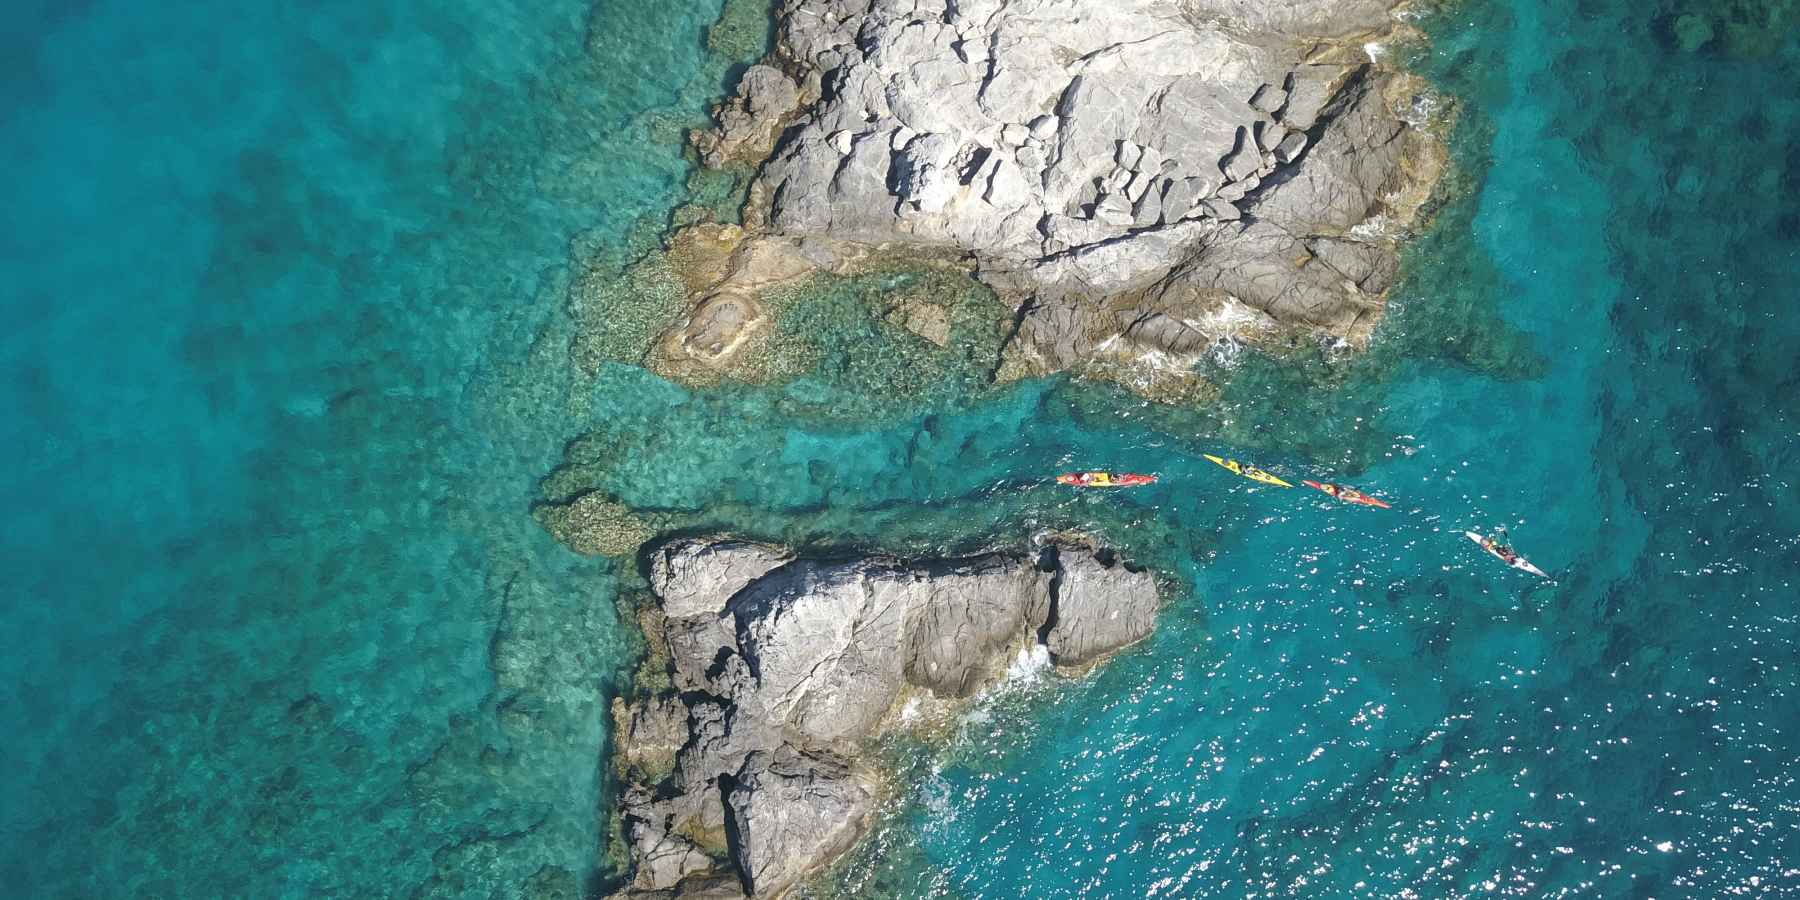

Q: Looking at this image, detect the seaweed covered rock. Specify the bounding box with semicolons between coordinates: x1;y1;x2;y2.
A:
692;65;803;167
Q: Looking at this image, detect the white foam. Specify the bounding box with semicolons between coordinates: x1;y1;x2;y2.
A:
1003;643;1053;684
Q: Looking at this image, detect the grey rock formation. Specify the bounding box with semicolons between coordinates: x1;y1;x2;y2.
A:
610;538;1160;897
726;746;874;898
623;873;750;900
651;540;790;619
1045;548;1160;666
730;559;915;744
614;693;688;781
680;0;1444;384
692;65;803;167
904;555;1048;695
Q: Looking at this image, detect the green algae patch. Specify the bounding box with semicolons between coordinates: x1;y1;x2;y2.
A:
533;491;666;557
1660;0;1800;57
705;0;777;69
737;266;1013;413
643;253;1012;405
567;250;691;376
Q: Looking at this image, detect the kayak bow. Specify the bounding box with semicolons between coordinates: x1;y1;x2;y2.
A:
1204;454;1293;488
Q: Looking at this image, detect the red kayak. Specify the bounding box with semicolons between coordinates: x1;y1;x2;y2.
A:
1057;471;1157;488
1303;480;1392;509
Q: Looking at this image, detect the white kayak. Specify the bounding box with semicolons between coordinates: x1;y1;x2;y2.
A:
1464;531;1549;578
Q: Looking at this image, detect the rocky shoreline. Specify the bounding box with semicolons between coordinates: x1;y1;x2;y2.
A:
597;1;1451;894
608;538;1160;898
652;0;1447;394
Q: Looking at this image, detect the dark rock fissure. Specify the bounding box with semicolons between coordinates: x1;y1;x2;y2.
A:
1034;543;1063;649
985;293;1038;382
716;773;749;894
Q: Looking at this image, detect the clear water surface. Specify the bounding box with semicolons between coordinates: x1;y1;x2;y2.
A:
3;0;1798;897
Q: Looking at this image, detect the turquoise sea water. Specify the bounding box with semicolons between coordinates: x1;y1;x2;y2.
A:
0;0;760;893
4;0;1799;897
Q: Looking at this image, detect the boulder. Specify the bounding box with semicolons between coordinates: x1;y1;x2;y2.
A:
728;560;914;744
609;872;749;900
650;540;790;619
725;746;874;898
694;65;803;167
1181;0;1398;39
1249;74;1407;235
631;828;714;892
1045;549;1160;666
615;694;688;781
616;538;1162;895
902;555;1047;696
710;0;1442;371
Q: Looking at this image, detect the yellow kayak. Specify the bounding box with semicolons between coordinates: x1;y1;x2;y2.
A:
1204;454;1293;488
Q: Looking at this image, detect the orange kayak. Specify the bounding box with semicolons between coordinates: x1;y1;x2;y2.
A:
1056;472;1157;488
1303;480;1392;509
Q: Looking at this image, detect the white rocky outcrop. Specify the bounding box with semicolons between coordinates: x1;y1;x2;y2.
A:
611;539;1159;898
668;0;1444;382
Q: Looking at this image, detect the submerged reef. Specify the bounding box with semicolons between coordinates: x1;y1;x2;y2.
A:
1660;0;1800;57
606;537;1159;898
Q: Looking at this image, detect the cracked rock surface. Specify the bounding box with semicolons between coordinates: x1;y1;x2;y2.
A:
668;0;1445;383
609;539;1158;897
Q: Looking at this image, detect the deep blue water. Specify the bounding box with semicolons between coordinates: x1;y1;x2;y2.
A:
4;0;1799;896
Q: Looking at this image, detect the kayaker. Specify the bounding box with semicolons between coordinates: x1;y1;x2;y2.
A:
1494;527;1517;560
1319;482;1341;497
1483;534;1519;564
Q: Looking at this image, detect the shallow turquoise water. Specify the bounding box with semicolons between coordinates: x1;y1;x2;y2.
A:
5;0;1800;897
0;0;757;894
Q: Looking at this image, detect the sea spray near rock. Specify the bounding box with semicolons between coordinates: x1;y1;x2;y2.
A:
608;538;1159;897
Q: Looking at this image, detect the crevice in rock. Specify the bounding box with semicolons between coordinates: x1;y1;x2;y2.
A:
958;146;993;184
717;772;752;894
1034;543;1063;648
704;647;738;684
1240;66;1369;210
985;294;1038;382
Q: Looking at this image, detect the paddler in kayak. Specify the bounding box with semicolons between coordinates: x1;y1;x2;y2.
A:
1203;454;1293;487
1480;533;1518;564
1465;526;1550;577
1303;480;1392;509
1056;471;1157;487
